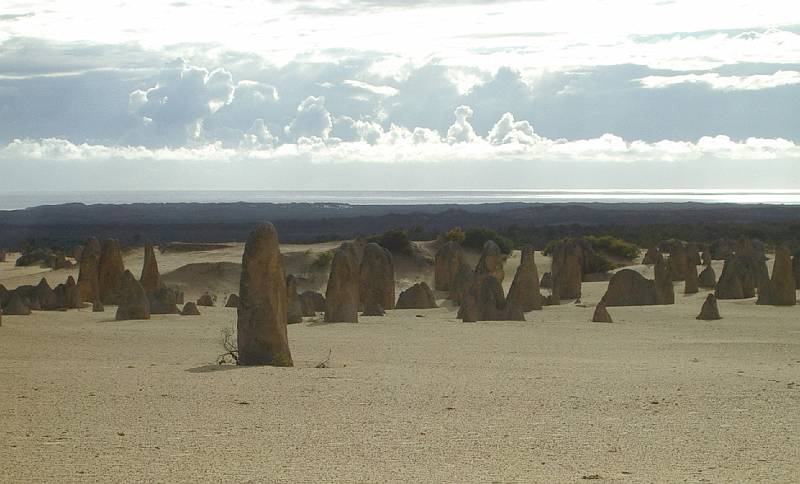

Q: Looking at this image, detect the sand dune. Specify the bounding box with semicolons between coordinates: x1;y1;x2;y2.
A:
0;243;797;482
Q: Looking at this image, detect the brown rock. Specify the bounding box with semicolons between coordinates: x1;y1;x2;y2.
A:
540;272;552;288
793;254;800;288
98;239;126;305
756;246;797;306
236;223;293;366
654;255;675;305
550;239;583;300
642;247;659;265
543;292;561;306
448;261;474;304
35;278;60;310
197;293;214;307
687;243;702;267
92;301;104;312
180;302;201;316
434;241;465;291
698;265;717;288
148;287;180;314
457;274;524;322
506;246;542;311
324;243;360;323
396;282;438;309
62;276;81;309
696;294;722;320
286;274;304;324
666;241;688;281
475;240;505;283
715;257;746;300
684;261;699;294
602;269;658;306
225;294;239;308
362;301;386;316
139;240;163;294
115;270;151;320
299;291;325;314
0;249;6;263
592;301;613;323
701;246;712;266
3;292;31;315
359;243;395;311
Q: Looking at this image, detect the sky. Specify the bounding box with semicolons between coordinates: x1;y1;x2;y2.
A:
0;0;799;190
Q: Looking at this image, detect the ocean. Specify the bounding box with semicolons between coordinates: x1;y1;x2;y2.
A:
1;189;799;210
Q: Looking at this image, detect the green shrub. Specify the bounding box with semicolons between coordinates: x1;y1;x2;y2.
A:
443;227;466;244
310;250;333;271
584;251;615;273
543;236;637;261
367;228;412;255
462;227;513;254
584;235;639;260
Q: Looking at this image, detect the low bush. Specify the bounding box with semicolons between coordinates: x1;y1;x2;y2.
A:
462;227;513;254
367;228;412;255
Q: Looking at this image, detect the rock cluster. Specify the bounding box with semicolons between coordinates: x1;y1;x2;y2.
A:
77;237;101;303
602;255;673;306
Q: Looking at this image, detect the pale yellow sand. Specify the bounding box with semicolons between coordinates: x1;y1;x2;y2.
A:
1;246;798;482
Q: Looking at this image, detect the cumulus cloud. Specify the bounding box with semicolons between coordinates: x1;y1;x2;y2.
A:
239;119;278;149
638;70;800;91
128;59;235;146
332;115;384;144
487;112;541;145
285;96;333;140
446;105;479;144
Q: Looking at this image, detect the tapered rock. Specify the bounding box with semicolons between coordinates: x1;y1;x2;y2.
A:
359;243;395;311
35;278;60;310
475;240;506;284
395;282;438;309
324;243;360;323
506;246;542;311
435;241;465;291
3;292;31;315
197;294;214;307
236;223;292;366
756;246;797;306
698;265;716;288
642;247;659;265
181;302;201;316
77;237;101;303
654;255;675;305
551;239;583;300
98;239;126;305
286;274;304;324
592;301;613;323
684;261;699;294
63;276;81;309
696;294;722;320
225;294;239;308
115;270;151;320
139;241;163;294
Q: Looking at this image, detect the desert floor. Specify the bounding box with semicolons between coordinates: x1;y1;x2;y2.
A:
1;244;798;482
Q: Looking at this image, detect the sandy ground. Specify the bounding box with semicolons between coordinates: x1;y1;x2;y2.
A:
1;245;799;482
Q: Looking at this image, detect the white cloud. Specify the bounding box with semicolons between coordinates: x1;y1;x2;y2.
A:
285;96;333;140
341;79;398;97
487;112;541;145
446;105;478;144
638;70;800;91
